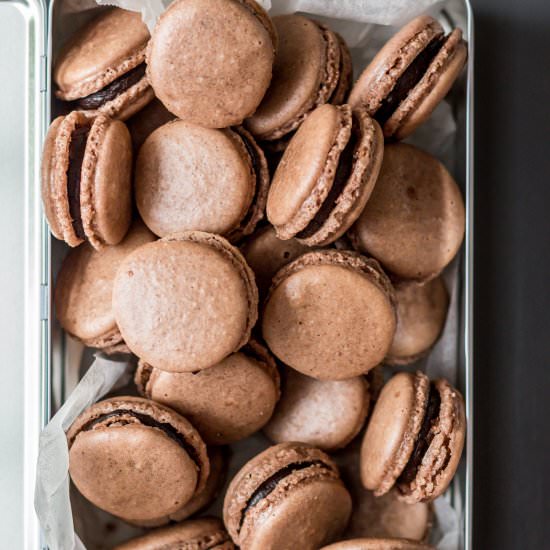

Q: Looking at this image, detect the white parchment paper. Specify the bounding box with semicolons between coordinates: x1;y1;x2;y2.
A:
36;0;466;548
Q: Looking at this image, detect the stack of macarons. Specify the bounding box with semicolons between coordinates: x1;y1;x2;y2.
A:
42;2;469;548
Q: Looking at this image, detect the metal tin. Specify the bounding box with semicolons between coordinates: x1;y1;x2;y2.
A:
28;0;474;547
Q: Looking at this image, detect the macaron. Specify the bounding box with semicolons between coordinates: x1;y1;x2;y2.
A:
386;277;449;365
114;517;234;550
264;367;370;451
112;231;258;373
135;340;280;445
262;250;396;380
240;225;310;299
245;15;352;142
360;371;466;503
67;396;209;524
147;0;276;128
266;104;384;246
54;219;156;352
348;15;468;140
54;8;154;120
135;121;269;242
350;143;465;281
223;442;352;550
321;538;434;550
126;97;175;152
41;111;132;249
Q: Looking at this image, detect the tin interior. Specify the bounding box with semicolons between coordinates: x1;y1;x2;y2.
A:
36;0;474;548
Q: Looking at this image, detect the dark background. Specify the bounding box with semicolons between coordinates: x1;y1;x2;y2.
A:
472;0;550;547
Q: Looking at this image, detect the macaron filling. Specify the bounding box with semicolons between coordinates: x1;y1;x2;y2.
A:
397;383;441;487
67;124;91;239
238;460;331;532
70;63;147;110
375;35;445;125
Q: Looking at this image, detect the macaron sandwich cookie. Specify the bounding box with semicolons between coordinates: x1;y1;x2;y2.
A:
262;250;395;380
113;231;258;373
135;121;269;242
114;517;234;550
266;103;384;246
67;397;209;524
348;15;468;140
350;143;465;281
135;340;280;445
41;111;132;249
246;15;352;143
321;539;434;550
223;442;352;549
147;0;276;128
54;220;155;352
54;8;153;120
360;372;466;503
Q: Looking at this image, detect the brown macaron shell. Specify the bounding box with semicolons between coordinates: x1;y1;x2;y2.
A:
386;277;449;365
67;396;209;523
54;220;156;349
126;97;175;152
264;367;370;451
54;8;153;120
321;538;434;550
135;121;268;241
147;0;276;128
245;15;346;141
41;111;133;249
114;517;234;550
267;103;384;246
136;340;280;445
113;232;258;373
262;250;395;380
350;143;465;282
224;442;352;550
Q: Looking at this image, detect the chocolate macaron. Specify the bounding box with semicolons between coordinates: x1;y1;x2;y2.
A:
386;277;449;365
266;104;384;246
321;539;433;550
135;121;269;241
147;0;276;128
224;442;352;550
350;143;465;281
126;97;175;152
54;220;156;352
113;232;258;372
54;8;153;120
360;372;466;503
262;250;395;380
348;15;467;140
264;367;370;451
246;15;352;142
135;340;280;445
41;111;132;249
114;517;234;549
67;397;209;524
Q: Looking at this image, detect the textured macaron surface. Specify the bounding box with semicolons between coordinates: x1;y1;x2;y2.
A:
321;538;434;550
113;232;258;372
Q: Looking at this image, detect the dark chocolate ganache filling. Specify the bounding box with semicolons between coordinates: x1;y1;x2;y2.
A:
296;120;358;240
81;409;201;473
238;460;330;532
375;36;445;126
398;383;441;485
67;125;90;239
71;63;146;110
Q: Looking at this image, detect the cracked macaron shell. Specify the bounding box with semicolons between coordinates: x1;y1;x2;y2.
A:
113;517;234;550
67;396;209;523
135;340;280;445
112;231;258;373
266;103;384;246
54;219;156;350
321;538;434;550
146;0;276;128
262;250;396;380
41;111;133;249
223;442;351;550
350;143;465;282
